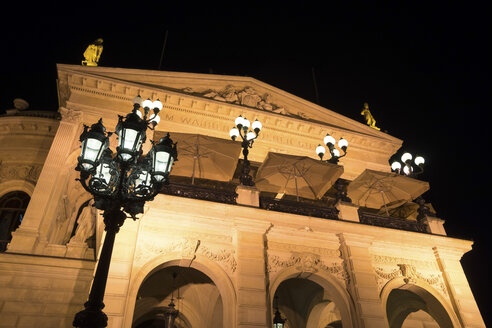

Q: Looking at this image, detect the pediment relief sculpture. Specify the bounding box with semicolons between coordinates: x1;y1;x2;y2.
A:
183;85;309;119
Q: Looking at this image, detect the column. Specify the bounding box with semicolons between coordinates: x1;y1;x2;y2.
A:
8;108;82;253
339;233;389;328
433;247;486;327
235;221;270;327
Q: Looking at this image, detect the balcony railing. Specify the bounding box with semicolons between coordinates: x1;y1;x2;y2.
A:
159;181;429;234
259;197;339;220
358;211;428;233
160;182;237;205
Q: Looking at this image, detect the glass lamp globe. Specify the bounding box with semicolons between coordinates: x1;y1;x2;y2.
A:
332;149;340;157
252;119;262;133
242;118;251;129
235;115;244;127
142;98;153;109
324;134;336;147
401;152;413;163
132;95;143;107
316;144;326;156
403;165;411;175
391;161;402;171
152;99;163;111
246;131;256;141
230;127;239;140
338;137;348;150
415;156;425;166
149;114;161;125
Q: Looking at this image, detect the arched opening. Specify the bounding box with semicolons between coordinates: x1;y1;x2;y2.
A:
132;265;223;328
273;278;344;328
386;285;453;328
0;191;30;252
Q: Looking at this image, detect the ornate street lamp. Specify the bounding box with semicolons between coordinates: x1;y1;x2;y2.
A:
230;115;262;186
391;152;425;177
316;133;348;164
73;96;177;328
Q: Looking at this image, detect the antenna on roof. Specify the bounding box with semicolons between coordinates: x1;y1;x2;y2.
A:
158;30;169;70
311;67;320;105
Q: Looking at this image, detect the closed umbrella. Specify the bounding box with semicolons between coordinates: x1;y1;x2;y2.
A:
347;169;430;215
255;152;344;201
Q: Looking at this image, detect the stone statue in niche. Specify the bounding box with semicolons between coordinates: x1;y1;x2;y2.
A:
69;199;96;245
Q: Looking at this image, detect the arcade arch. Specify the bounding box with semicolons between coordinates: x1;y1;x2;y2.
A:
132;266;222;328
125;256;236;328
382;278;460;328
270;267;356;328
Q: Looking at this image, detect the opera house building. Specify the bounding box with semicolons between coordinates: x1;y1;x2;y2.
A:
0;64;485;327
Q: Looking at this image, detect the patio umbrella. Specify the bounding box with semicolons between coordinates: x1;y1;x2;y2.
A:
347;169;429;215
163;132;242;183
255;152;344;201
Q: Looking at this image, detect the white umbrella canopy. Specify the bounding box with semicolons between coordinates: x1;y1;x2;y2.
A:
255;152;344;200
347;169;430;213
164;132;242;183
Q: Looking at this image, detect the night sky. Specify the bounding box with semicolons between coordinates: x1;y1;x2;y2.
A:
1;2;489;324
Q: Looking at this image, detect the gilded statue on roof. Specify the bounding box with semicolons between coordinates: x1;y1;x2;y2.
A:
82;38;103;66
361;102;380;130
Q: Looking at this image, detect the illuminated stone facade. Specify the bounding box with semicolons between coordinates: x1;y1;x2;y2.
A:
0;64;485;327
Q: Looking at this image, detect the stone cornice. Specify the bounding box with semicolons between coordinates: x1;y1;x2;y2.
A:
0;116;59;137
57;65;403;179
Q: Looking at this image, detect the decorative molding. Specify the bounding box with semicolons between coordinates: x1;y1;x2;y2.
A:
0;163;42;183
183;85;309;119
373;257;448;299
135;238;237;274
267;252;348;283
268;241;341;258
59;107;83;123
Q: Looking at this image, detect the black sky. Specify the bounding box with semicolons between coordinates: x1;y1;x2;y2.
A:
0;2;489;324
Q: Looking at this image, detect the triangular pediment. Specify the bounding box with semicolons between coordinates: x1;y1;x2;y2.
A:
56;64;399;143
57;64;402;180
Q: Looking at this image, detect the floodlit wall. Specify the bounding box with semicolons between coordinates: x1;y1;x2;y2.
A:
0;65;485;327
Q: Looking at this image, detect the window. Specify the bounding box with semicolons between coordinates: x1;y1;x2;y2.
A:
0;191;30;252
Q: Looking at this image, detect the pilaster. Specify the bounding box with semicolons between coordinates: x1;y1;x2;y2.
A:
339;233;389;328
433;247;485;327
234;221;270;328
8;110;82;254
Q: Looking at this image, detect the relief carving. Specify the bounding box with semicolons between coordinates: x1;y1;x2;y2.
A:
373;259;448;298
135;238;237;273
184;85;309;118
0;163;42;183
59;107;83;123
268;251;348;283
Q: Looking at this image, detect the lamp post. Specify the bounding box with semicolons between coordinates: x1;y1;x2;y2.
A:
272;296;286;328
315;133;348;164
229;115;262;186
391;152;425;177
72;95;177;328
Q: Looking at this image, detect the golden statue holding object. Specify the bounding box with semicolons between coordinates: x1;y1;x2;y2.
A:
361;102;380;130
82;38;103;66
